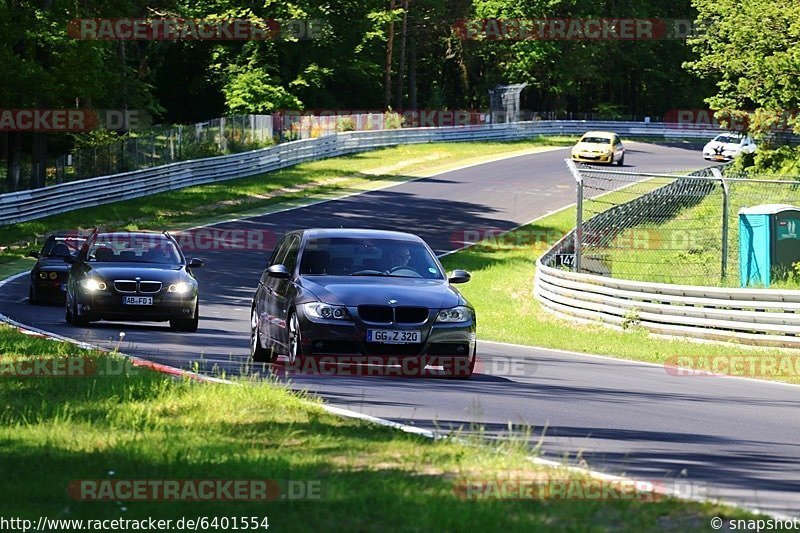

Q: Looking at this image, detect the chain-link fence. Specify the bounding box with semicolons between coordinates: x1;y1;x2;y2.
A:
549;162;800;287
54;115;277;183
2;113;407;192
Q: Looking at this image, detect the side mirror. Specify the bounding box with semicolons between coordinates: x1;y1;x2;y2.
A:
188;258;204;268
448;269;471;284
267;264;290;279
27;251;39;259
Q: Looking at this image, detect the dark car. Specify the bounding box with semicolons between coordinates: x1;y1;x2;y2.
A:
250;228;476;378
65;230;204;331
28;232;87;304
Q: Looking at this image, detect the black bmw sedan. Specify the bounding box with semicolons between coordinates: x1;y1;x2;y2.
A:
250;228;476;378
28;231;87;304
65;230;204;331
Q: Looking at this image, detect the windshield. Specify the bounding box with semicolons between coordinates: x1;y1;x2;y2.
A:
299;237;444;279
580;136;612;144
714;135;742;144
87;234;182;265
41;237;85;258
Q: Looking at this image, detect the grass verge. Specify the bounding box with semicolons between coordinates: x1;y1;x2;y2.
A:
440;207;800;384
0;324;753;530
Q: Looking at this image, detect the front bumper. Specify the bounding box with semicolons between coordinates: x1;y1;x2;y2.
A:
296;306;476;360
703;151;735;161
76;290;198;322
31;278;68;299
572;152;613;164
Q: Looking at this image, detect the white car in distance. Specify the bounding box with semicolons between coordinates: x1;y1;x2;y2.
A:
703;133;756;161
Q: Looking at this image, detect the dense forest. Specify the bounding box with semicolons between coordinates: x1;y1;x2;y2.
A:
1;0;798;190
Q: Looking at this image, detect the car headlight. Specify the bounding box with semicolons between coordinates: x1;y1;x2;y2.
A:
38;272;47;279
304;302;349;321
81;278;106;291
435;306;473;323
168;282;191;294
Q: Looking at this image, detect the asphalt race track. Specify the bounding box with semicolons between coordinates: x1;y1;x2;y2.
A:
3;142;799;516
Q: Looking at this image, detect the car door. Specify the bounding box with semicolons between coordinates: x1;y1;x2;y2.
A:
270;235;301;351
257;235;291;349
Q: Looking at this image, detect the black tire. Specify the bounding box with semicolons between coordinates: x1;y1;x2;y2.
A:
617;154;625;166
29;285;39;305
286;310;304;367
70;297;90;327
65;296;73;325
250;307;274;363
170;302;199;332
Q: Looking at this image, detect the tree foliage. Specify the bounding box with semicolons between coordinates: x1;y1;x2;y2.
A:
687;0;800;136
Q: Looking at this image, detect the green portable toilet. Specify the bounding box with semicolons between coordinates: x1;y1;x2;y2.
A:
739;204;800;287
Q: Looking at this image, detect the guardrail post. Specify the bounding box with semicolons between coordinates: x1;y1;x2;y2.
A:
712;167;729;280
566;159;583;272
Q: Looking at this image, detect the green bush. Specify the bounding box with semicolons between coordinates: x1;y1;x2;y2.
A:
226;138;273;154
384;110;404;129
181;141;222;160
337;117;356;132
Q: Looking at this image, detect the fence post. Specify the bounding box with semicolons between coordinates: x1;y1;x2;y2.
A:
712;167;729;280
566;159;583;272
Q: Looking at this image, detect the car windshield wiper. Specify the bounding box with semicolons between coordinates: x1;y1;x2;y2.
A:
350;272;390;277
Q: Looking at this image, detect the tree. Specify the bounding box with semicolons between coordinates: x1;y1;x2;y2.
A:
686;0;800;137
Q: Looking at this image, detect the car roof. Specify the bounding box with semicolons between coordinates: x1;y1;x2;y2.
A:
95;230;169;238
580;131;616;139
298;228;424;243
47;231;88;239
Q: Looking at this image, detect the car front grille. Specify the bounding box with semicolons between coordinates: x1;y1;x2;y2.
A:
138;281;162;293
395;307;428;324
357;305;429;324
113;280;162;293
114;280;137;293
358;305;393;323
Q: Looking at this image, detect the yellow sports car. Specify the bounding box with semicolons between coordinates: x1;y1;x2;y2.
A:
571;131;625;165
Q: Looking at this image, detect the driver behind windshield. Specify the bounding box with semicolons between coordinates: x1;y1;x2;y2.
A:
388;246;412;271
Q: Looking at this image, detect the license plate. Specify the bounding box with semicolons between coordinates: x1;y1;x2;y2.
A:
123;296;153;305
366;329;421;344
714;155;726;161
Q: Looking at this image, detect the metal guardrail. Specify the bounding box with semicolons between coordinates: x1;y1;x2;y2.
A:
0;120;722;226
535;162;800;348
534;262;800;347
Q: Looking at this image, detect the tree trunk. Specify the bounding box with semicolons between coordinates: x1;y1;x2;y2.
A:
384;0;396;109
394;0;409;109
30;133;46;189
408;31;417;110
7;132;22;192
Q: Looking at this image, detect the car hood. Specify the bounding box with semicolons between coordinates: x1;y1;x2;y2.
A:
88;264;186;282
704;141;742;152
35;258;71;271
574;142;611;152
299;276;464;309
